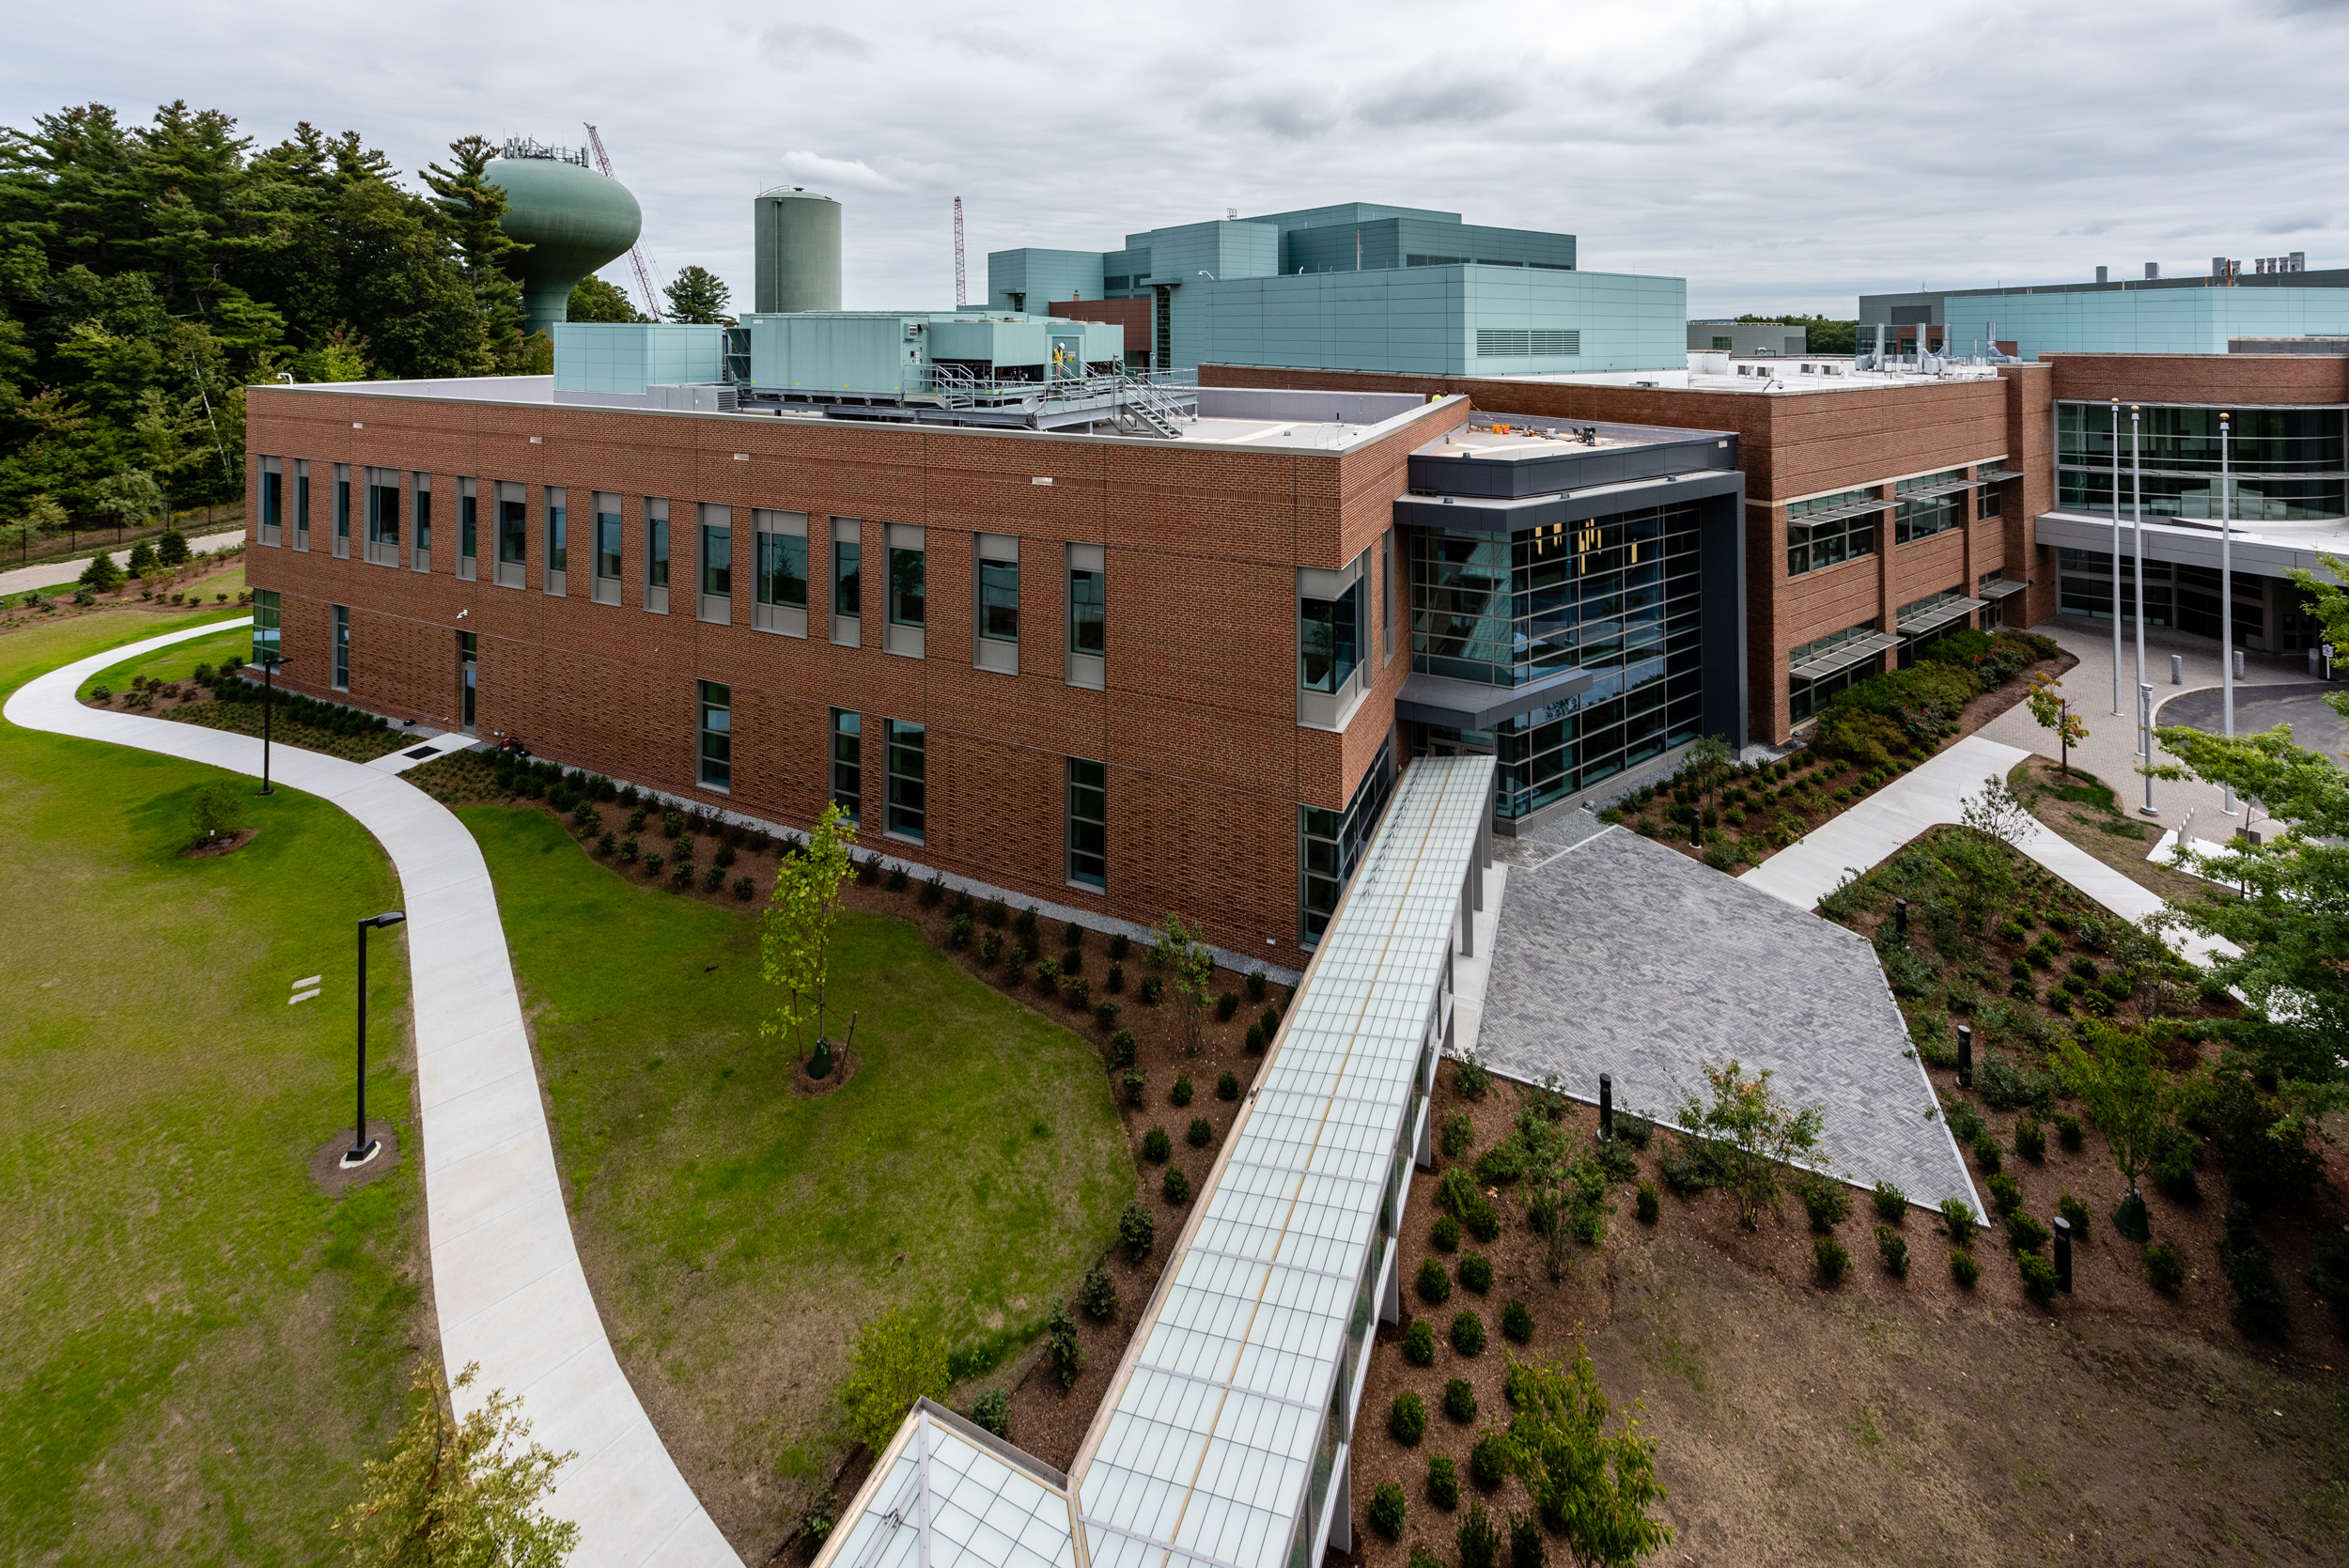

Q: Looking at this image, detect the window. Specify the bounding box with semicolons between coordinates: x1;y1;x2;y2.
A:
698;681;732;790
1788;621;1883;721
459;478;477;579
1381;529;1395;661
646;498;670;613
259;457;282;544
593;492;621;604
832;518;862;644
458;630;476;734
334;464;351;556
831;708;862;823
754;510;807;634
412;473;431;569
885;719;926;842
292;459;310;550
1785;488;1881;578
253;588;280;665
1066;543;1105;687
495;481;527;587
366;467;400;564
1712;334;1734;351
2056;401;2349;522
1299;580;1362;692
2055;547;2265;644
1891;470;1965;544
1299;735;1394;947
1978;483;2002;520
333;605;350;690
885;523;925;656
545;487;568;592
699;505;731;623
1067;757;1107;890
976;535;1019;674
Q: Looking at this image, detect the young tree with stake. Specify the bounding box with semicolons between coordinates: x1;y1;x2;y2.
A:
761;802;854;1069
2055;1021;2174;1242
2025;672;2088;778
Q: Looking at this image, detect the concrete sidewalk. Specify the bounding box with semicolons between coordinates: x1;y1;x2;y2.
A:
7;620;739;1568
0;529;244;598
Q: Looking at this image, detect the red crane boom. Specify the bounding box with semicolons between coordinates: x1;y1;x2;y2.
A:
583;122;663;322
954;196;967;309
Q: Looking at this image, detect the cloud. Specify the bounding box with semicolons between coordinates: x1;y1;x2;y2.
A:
776;150;903;193
2256;212;2332;234
759;23;871;64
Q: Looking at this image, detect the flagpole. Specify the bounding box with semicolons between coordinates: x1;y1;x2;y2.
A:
2110;399;2123;715
2220;411;2237;816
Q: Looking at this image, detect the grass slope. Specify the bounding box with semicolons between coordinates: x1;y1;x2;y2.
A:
464;805;1134;1545
77;622;253;698
0;609;427;1561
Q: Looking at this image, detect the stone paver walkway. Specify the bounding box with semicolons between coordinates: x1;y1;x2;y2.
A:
7;620;739;1568
1478;828;1979;1212
0;529;244;598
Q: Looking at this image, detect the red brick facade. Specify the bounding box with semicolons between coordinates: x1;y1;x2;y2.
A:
1203;363;2059;743
243;389;1450;970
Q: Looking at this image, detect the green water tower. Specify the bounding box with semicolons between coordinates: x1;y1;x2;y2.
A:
492;142;644;337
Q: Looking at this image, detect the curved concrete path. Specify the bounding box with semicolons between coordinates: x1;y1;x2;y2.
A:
0;528;244;597
7;620;739;1568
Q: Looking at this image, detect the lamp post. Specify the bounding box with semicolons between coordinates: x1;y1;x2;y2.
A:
2220;411;2238;816
259;654;288;796
346;909;407;1168
2131;406;2149;758
2109;398;2123;717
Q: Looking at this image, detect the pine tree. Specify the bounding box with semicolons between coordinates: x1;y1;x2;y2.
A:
662;265;734;324
420;135;531;371
567;274;641;323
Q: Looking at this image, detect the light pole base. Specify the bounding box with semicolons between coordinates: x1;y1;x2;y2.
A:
2137;805;2161;817
339;1139;381;1170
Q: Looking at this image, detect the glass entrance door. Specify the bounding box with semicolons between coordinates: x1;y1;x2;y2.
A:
458;631;476;735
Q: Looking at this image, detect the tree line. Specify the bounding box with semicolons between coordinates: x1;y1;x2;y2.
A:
0;101;735;551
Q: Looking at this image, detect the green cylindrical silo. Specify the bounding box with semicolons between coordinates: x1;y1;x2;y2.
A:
493;153;644;337
754;188;843;314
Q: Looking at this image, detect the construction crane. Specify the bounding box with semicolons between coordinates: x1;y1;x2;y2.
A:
582;122;663;321
954;196;967;308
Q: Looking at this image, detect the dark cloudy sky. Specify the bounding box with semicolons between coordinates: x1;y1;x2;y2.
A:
8;0;2344;318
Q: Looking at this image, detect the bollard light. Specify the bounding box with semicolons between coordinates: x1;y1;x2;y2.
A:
1599;1072;1613;1141
2053;1215;2073;1294
1956;1023;1974;1089
1895;898;1908;939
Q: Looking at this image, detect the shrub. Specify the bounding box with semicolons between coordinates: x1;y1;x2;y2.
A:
1403;1319;1437;1366
619;835;640;863
732;876;755;901
949;913;973;946
1109;1030;1136;1069
970;1388;1010;1437
1458;1253;1493;1294
703;864;725;893
1047;1303;1083;1389
2005;1212;2051;1254
1161;1167;1190;1205
1432;1215;1461;1251
1443;1376;1478;1423
1119;1203;1156;1263
1080;1265;1117;1321
1140;975;1162;1005
1418;1258;1454;1305
1095;1001;1122;1032
1951;1248;1983;1287
1940;1198;1978;1242
1064;920;1084;950
1427;1454;1460;1512
595;830;616;857
1188;1116;1211;1149
1060;947;1082;976
1986;1172;2024;1216
2218;1201;2290;1337
2056;1191;2092;1242
1217;1070;1238;1100
840;1310;951;1453
713;842;737;869
1507;1511;1546;1568
1171;1074;1193;1107
1368;1482;1408;1540
2055;1112;2084;1151
2014;1116;2046;1162
1615;1114;1653;1150
1871;1181;1909;1223
1107;932;1130;960
1941;1096;1986;1144
670;859;694;888
1876;1225;1909;1278
1243;1022;1265;1052
1635;1182;1660;1225
2145;1241;2186;1294
1450;1310;1486;1355
1469;1431;1509;1491
1122;1070;1146;1105
1142;1127;1172;1163
643;851;664;877
1802;1178;1852;1233
1814;1235;1851;1283
984;896;1008;928
1454;1051;1491;1099
1014;905;1039;939
1105;964;1125;995
1215;991;1238;1022
1034;957;1060;997
1971;1133;2003;1174
1482;1296;1534;1355
1458;1502;1503;1568
2017;1251;2061;1306
1391;1390;1427;1444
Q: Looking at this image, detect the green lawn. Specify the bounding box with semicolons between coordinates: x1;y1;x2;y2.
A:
77;620;252;697
0;608;426;1562
465;806;1134;1538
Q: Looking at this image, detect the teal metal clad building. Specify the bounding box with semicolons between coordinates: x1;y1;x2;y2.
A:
1862;272;2349;361
989;200;1682;376
551;322;724;396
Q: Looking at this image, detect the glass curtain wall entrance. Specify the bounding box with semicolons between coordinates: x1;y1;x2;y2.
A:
2057;402;2348;522
1408;502;1704;820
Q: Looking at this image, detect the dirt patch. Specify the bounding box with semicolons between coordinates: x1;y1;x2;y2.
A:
2012;755;2217;904
307;1122;403;1196
182;826;260;858
790;1047;861;1097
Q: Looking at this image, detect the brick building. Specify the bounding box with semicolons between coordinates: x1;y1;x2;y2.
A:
242;380;1746;970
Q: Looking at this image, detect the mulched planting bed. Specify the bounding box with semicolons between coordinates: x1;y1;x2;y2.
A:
406;744;1291;1487
1601;636;2073;876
